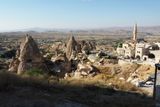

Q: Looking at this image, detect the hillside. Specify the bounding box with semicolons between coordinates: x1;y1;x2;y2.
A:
0;72;154;107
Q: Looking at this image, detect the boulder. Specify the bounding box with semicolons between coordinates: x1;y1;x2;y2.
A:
73;63;99;78
127;72;140;87
87;54;98;63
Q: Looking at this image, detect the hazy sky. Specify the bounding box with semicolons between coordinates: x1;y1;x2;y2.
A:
0;0;159;31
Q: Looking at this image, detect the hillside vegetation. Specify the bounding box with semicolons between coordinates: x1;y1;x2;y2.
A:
0;68;154;107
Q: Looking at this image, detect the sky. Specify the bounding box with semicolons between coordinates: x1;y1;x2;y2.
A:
0;0;159;31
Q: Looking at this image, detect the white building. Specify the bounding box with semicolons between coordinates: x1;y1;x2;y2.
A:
117;24;137;59
117;24;160;65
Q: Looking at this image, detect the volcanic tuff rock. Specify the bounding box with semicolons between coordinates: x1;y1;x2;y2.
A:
18;35;43;62
8;58;19;73
66;36;80;60
8;35;48;74
65;36;96;60
71;63;99;78
78;40;96;54
52;53;71;77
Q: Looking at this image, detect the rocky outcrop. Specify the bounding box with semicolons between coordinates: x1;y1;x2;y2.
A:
127;72;140;87
78;40;96;54
51;42;66;56
8;35;48;74
65;36;96;60
49;36;81;77
18;35;43;62
66;36;80;60
119;64;154;87
8;58;19;73
87;54;98;63
51;53;71;77
71;63;99;79
8;49;20;72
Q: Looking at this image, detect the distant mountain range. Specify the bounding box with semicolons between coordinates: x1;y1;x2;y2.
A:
0;26;160;37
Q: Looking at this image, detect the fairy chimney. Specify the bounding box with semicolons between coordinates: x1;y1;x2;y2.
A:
18;35;43;62
8;35;48;74
66;36;79;60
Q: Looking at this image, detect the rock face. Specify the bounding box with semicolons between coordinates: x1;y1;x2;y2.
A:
66;36;80;60
8;35;48;74
18;35;43;62
87;54;98;63
8;58;19;72
72;63;99;79
78;40;96;54
52;53;71;77
51;42;66;56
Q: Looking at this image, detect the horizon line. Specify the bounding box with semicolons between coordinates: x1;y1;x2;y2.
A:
0;25;160;33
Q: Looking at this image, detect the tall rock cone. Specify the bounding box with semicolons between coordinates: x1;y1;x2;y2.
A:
66;36;79;60
8;34;48;74
18;35;43;62
17;35;48;74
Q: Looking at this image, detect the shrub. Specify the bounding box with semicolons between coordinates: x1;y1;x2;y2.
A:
25;68;44;77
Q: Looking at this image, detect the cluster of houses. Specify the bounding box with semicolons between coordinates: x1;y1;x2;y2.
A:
117;24;160;65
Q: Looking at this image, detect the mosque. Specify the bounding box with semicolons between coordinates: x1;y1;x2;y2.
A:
117;24;160;64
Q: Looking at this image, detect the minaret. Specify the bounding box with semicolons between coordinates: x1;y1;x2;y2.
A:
132;24;137;43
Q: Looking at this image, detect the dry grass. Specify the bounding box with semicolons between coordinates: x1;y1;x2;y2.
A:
0;72;155;107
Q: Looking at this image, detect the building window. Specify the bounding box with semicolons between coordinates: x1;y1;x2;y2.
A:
137;51;140;53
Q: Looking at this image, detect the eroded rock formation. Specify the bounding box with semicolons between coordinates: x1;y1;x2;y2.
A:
65;63;99;79
66;36;80;60
51;53;71;77
78;40;96;54
8;35;48;74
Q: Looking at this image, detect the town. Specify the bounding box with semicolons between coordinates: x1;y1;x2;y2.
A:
117;24;160;66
